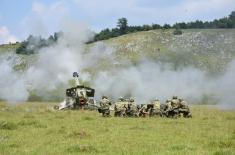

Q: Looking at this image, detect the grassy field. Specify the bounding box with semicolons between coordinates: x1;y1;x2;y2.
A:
0;102;234;155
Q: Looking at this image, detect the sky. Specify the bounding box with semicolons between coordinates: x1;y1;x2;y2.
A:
0;0;235;44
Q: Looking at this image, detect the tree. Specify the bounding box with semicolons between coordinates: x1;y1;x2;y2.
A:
163;24;171;29
117;18;128;34
144;25;153;31
173;22;187;29
152;24;161;29
229;11;235;20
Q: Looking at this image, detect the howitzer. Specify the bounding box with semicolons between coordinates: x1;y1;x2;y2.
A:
57;72;97;110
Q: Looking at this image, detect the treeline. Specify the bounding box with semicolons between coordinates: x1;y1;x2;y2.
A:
16;32;63;54
94;11;235;41
16;11;235;54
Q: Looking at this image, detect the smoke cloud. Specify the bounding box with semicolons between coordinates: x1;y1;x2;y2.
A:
0;22;115;102
92;60;235;107
0;22;234;108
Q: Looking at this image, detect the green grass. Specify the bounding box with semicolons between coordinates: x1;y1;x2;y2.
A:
0;102;234;155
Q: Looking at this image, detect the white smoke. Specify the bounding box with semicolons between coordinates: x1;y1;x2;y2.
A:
0;19;235;108
0;22;116;102
214;60;235;108
92;60;235;107
24;22;95;99
0;57;28;101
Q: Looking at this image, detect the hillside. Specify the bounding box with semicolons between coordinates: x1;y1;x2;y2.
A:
101;29;235;74
1;29;235;74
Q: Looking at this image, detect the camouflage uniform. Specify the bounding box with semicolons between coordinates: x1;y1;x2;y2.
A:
114;97;127;117
139;104;149;117
160;103;167;117
149;99;161;117
164;97;178;118
178;99;192;118
167;96;180;118
171;96;179;109
164;99;172;115
99;96;112;117
126;98;138;117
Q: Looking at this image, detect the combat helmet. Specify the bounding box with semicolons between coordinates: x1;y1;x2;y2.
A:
129;98;134;102
118;96;124;101
166;99;171;102
172;96;178;99
102;95;108;99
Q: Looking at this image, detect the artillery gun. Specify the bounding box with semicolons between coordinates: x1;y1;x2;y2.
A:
57;72;98;110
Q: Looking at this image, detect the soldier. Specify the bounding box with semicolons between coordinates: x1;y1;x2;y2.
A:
168;96;181;118
178;98;192;118
159;98;170;117
149;98;161;117
99;96;112;117
73;72;87;109
160;103;167;117
167;96;192;118
138;104;149;117
164;99;172;116
114;97;127;117
171;96;179;108
75;88;88;109
163;98;175;118
126;98;138;117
